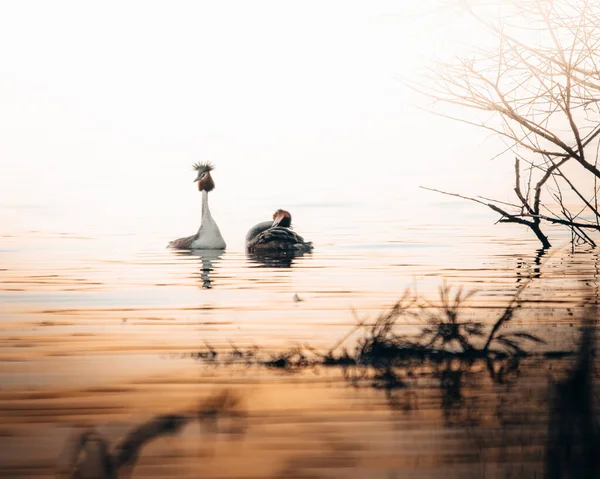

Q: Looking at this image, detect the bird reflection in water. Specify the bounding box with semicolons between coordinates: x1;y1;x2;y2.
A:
246;249;309;268
173;249;223;289
192;249;223;288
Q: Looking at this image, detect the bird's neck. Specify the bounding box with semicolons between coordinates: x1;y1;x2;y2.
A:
193;190;226;249
201;190;211;222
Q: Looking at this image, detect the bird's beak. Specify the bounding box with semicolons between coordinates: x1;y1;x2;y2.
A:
193;174;201;182
272;216;282;228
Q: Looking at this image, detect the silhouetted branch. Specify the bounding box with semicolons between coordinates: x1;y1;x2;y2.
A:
420;185;552;247
58;390;246;479
416;1;600;247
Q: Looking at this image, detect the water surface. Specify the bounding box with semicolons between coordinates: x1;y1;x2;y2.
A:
1;192;598;477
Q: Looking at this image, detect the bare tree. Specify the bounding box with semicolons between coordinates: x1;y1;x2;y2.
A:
416;0;600;248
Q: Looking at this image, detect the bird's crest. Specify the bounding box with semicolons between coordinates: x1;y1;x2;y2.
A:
192;162;214;175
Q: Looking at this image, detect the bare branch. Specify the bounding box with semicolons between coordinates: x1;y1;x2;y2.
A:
417;1;600;247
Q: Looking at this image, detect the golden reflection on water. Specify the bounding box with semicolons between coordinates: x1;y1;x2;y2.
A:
1;222;598;379
0;353;597;478
1;212;599;477
1;1;599;475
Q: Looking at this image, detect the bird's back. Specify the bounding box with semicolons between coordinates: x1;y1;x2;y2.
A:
246;226;313;253
245;221;274;243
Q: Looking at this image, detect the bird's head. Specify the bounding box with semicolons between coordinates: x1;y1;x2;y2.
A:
192;162;215;192
272;209;292;228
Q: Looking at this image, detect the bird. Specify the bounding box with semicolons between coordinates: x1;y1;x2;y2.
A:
168;162;226;250
245;209;312;253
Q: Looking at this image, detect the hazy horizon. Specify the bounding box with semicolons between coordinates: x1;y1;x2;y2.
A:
0;0;520;244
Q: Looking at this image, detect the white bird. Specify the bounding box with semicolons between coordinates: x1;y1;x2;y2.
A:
168;162;226;250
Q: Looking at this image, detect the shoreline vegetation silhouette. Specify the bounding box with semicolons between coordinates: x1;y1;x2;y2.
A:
183;278;584;390
59;282;598;478
57;391;246;479
411;1;600;249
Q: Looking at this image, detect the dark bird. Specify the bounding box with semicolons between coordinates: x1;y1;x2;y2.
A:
245;209;313;253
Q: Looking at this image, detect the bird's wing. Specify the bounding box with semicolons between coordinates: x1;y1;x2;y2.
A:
245;221;274;243
168;234;197;249
249;227;310;251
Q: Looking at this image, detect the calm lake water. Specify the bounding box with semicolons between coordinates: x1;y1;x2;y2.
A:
3;1;599;476
1;189;598;477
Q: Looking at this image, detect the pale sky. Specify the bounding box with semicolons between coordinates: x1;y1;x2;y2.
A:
0;0;512;237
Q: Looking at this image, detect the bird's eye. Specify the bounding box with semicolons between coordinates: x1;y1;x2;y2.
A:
200;172;207;179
